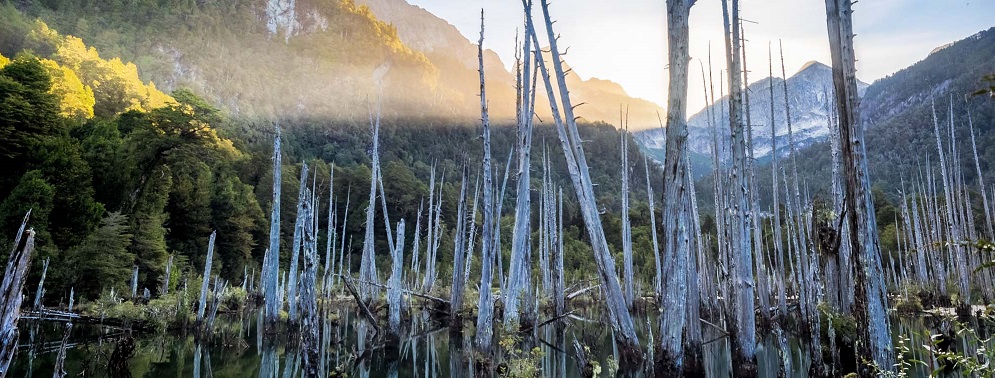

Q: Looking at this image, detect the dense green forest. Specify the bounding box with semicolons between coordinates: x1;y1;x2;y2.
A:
0;16;672;306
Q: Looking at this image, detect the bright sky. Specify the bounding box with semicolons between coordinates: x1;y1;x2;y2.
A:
406;0;995;113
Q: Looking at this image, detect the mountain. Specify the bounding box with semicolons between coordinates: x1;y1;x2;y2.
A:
803;27;995;197
691;27;995;210
635;60;868;175
355;0;666;129
0;0;663;128
0;0;472;120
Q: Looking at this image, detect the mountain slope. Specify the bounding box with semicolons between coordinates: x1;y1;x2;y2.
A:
635;61;868;174
1;0;458;120
693;27;995;209
356;0;666;129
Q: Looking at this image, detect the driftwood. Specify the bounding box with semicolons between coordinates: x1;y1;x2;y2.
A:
350;278;449;306
342;276;380;340
524;310;575;332
565;285;600;301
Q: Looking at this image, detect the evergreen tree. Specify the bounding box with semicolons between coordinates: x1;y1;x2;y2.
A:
67;211;134;299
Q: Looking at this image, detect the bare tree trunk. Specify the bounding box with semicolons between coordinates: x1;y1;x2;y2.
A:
450;167;471;319
720;0;757;374
475;10;498;353
505;0;536;327
1;212;35;377
657;0;697;374
553;188;564;317
299;186;321;377
620;123;634;309
388;220;406;339
495;148;514;300
533;0;641;363
767;44;788;318
265;126;282;330
162;255;173;296
360;106;382;300
196;231;217;329
33;258;48;310
130;265;139;299
824;0;894;372
288;162;310;323
411;201;423;288
645;156;663;302
336;189;351;289
324;164;336;297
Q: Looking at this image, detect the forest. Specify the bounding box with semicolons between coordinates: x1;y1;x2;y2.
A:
1;0;995;377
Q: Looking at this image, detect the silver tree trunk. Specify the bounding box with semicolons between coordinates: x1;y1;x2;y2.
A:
825;0;894;369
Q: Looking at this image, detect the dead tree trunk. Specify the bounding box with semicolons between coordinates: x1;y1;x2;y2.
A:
162;255;173;296
264;125;282;330
824;0;894;372
645;156;663;302
33;258;48;310
657;0;698;375
0;212;35;377
388;220;406;339
450;166;471;319
360;105;383;300
534;0;641;363
620;123;634;309
505;0;536;327
288;162;310;323
300;188;321;377
196;231;217;330
475;10;498;354
720;0;757;374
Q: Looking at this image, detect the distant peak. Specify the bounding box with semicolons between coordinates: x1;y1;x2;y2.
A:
796;60;829;74
928;42;954;56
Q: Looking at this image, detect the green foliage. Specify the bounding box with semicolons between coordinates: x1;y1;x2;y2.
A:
0;8;666;306
129;164;172;292
0;170;54;246
0;54;61;184
894;295;924;314
66;211;134;299
38;56;93;119
498;329;546;378
34;136;104;249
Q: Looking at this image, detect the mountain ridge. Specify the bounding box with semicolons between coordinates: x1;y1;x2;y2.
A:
635;59;868;173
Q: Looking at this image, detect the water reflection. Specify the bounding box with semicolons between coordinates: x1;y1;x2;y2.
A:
9;306;992;377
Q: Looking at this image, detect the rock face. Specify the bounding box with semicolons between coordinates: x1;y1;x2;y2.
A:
635;61;868;166
266;0;299;39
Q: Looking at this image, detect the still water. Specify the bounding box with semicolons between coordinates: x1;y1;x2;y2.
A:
9;306;989;377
